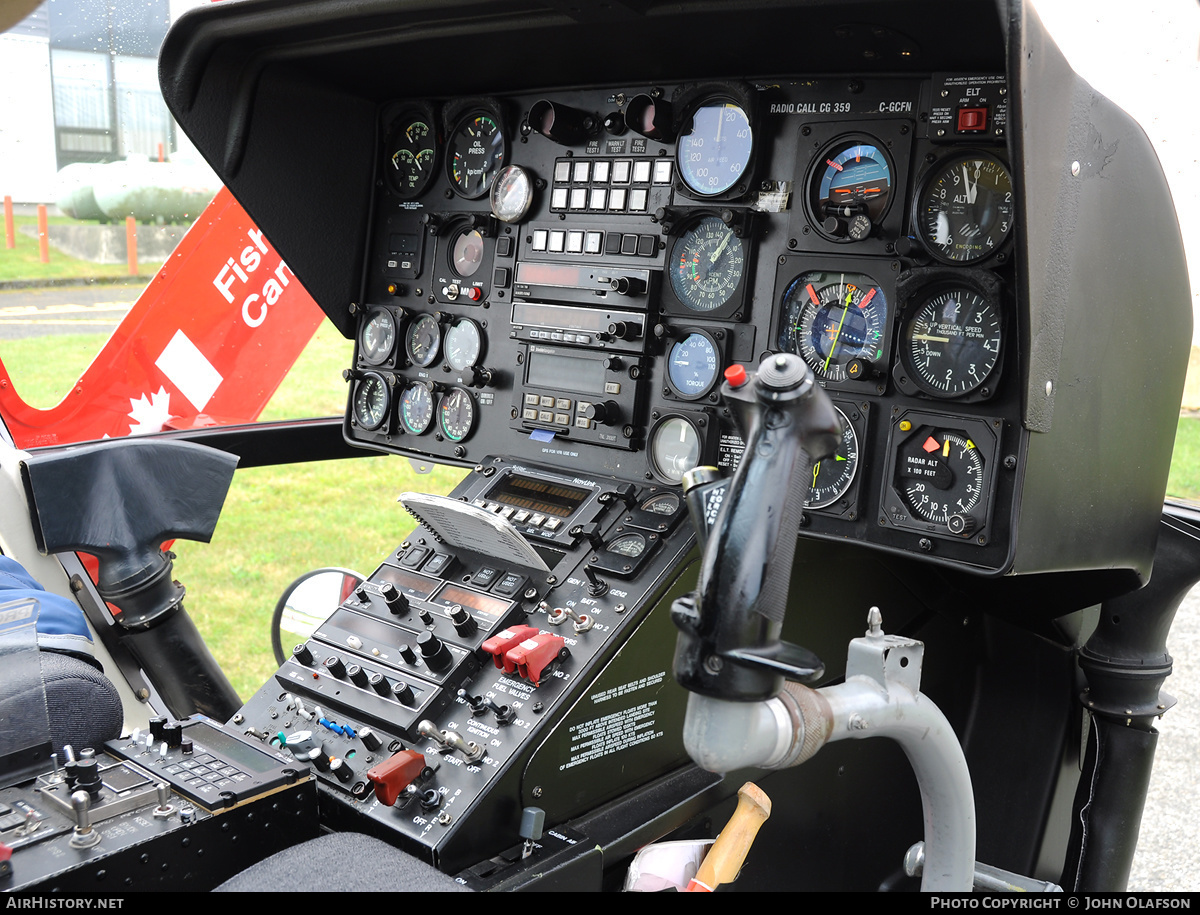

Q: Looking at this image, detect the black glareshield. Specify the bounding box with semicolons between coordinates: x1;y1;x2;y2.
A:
672;354;840;701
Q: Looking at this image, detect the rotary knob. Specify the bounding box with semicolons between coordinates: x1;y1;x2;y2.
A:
323;655;347;679
582;400;620;426
292;643;314;666
417;630;453;672
369;672;391;696
381;583;409;616
347;664;369;688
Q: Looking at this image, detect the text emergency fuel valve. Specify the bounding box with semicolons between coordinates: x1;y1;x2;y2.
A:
671;353;840;700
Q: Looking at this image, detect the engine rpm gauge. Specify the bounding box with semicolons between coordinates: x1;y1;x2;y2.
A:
398;381;434;434
809;140;893;240
405;313;441;368
352;372;390;431
447;111;507;199
806;406;859;509
667;332;720;399
778;271;888;383
915;151;1014;264
438;386;476;442
385;116;437;199
900;285;1002;398
676;100;753;197
669;216;745;313
359;307;397;365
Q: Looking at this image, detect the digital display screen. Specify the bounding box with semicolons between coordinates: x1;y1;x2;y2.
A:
433;584;511;618
188;722;279;774
512;302;611;333
375;567;437;599
487;473;591;518
516;262;591;288
527;350;606;394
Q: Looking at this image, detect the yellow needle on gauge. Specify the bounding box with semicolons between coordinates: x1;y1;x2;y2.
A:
822;283;853;373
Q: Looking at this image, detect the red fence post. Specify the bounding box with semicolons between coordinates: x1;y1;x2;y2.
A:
3;196;13;250
157;142;164;163
37;204;48;263
126;215;138;276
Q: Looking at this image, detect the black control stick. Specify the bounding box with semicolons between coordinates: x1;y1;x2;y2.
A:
672;354;840;701
21;439;241;720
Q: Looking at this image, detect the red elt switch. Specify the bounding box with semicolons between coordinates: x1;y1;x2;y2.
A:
956;107;988;133
482;625;540;671
505;632;568;686
366;749;428;807
724;364;748;388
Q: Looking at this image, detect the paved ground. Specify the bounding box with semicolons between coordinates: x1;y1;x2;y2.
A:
0;283;139;339
1127;583;1200;892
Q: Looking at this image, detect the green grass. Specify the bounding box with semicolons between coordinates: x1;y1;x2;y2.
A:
1;214;165;282
1167;417;1200;501
0;321;466;698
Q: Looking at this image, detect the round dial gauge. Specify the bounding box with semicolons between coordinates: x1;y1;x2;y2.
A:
438;386;476;442
806;407;859;509
650;416;702;484
895;428;986;528
810;140;893;240
447;112;507;199
385;117;437;199
607;533;647;558
405;313;441;367
398;382;434;434
676;101;753;197
667;332;720;399
901;286;1002;398
490;165;533;223
639;492;680;515
915;152;1014;264
450;228;485;278
778;272;888;383
669;216;745;312
352;372;389;431
359;307;397;365
444;318;483;372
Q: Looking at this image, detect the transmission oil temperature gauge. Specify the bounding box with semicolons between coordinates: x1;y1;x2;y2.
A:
882;413;999;542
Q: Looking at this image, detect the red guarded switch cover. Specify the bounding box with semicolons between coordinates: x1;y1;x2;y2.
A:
505;633;568;687
366;749;428;807
482;625;540;671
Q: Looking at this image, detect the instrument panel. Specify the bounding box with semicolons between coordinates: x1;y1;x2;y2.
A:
346;73;1020;573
